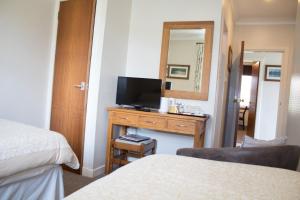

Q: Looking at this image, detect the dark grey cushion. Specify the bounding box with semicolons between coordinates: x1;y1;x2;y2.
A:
176;145;300;171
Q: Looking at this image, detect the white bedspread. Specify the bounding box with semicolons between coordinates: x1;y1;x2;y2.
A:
66;155;300;200
0;165;64;200
0;119;79;178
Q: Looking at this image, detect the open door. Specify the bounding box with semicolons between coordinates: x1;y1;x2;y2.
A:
223;41;245;147
247;62;260;137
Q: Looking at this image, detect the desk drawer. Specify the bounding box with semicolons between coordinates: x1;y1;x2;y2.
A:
113;112;138;125
139;116;166;129
167;119;195;135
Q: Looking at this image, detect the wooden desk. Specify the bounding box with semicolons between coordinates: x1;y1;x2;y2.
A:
105;107;208;174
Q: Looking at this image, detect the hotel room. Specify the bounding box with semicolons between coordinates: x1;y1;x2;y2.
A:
0;0;300;199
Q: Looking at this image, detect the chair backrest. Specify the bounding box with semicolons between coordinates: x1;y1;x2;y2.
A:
242;106;248;118
177;145;300;171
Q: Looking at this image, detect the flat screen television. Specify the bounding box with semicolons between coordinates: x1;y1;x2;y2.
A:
116;76;162;110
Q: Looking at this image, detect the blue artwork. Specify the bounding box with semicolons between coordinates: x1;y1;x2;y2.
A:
265;65;281;81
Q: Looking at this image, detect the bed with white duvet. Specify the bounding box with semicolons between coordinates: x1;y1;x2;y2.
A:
66;154;300;200
0;119;79;200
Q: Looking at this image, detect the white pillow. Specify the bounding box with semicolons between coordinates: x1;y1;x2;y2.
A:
241;135;287;148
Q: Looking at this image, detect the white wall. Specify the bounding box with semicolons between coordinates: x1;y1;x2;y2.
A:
244;52;283;140
0;0;57;128
125;0;222;152
287;2;300;147
234;24;295;137
82;0;132;177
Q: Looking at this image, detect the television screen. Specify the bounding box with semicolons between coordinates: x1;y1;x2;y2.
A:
116;76;162;109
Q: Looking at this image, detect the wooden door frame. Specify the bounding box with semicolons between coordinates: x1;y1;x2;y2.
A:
46;0;97;173
80;0;97;172
242;48;289;139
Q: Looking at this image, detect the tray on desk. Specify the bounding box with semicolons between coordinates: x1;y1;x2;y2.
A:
167;112;209;118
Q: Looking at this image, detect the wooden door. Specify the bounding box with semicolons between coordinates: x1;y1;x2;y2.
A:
50;0;96;172
223;41;245;147
247;62;260;137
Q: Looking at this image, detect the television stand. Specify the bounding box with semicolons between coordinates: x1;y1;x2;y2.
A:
105;107;208;174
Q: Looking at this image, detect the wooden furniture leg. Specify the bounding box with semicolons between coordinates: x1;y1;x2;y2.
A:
194;123;206;148
105;115;114;174
200;123;206;147
119;126;128;164
109;145;114;173
106;125;128;173
193;123;201;148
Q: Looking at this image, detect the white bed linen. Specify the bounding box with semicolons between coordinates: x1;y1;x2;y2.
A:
65;155;300;200
0;119;79;178
0;165;64;200
0;164;56;187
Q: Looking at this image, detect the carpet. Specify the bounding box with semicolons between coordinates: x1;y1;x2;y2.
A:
63;171;103;197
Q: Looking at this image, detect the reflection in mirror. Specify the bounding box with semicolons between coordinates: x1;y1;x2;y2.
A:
159;21;214;100
166;29;206;92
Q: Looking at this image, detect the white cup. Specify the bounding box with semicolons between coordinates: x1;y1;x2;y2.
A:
159;97;169;113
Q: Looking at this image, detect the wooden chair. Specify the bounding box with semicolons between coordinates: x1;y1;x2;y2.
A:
177;145;300;171
239;106;248;130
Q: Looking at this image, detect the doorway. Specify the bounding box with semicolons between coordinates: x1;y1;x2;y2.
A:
236;62;260;145
236;51;283;146
50;0;96;173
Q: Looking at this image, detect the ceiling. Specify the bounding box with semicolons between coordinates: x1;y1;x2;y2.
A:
232;0;298;24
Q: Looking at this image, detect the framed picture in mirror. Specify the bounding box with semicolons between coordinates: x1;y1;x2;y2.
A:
167;64;190;79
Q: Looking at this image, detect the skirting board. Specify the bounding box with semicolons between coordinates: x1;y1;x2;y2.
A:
82;165;105;178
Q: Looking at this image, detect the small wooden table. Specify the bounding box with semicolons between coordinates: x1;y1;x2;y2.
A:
105;107;208;174
109;139;157;173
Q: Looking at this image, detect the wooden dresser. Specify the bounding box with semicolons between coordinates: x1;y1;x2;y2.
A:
105;107;208;174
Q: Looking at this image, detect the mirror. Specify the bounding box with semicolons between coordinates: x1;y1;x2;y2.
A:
159;21;214;100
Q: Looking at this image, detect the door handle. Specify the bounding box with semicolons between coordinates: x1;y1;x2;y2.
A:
234;98;244;103
73;81;88;91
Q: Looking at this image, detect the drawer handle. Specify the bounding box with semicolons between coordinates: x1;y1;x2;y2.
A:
120;117;129;120
145;120;156;124
177;124;186;127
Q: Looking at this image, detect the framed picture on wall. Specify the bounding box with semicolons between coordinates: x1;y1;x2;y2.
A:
265;65;281;82
167;64;190;79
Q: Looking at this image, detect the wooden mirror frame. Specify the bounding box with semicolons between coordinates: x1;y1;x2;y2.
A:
159;21;214;100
